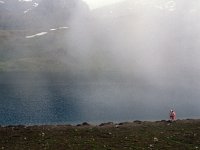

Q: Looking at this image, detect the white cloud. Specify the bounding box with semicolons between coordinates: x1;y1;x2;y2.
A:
83;0;125;9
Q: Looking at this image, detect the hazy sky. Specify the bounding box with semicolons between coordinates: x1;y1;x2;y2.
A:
83;0;125;9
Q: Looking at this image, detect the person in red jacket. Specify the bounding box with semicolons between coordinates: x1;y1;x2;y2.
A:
169;109;176;121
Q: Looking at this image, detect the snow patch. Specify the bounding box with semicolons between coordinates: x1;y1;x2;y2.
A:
50;27;69;31
19;0;32;2
26;32;48;39
24;2;39;14
33;2;38;7
58;27;69;29
26;27;69;39
24;8;31;14
165;1;176;11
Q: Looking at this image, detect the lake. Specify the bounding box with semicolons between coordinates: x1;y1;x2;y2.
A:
0;72;200;125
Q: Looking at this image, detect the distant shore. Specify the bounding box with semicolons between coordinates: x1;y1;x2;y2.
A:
0;119;200;149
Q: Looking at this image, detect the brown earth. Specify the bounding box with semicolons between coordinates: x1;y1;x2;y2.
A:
0;119;200;150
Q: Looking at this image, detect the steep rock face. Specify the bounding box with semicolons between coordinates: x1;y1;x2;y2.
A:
1;0;200;74
0;0;89;29
0;0;34;29
26;0;89;28
0;0;91;72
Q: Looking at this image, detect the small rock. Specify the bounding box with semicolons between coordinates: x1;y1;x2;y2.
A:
134;120;142;124
153;137;158;142
118;122;129;125
82;122;90;126
99;122;113;126
42;132;45;137
161;120;167;122
149;144;154;148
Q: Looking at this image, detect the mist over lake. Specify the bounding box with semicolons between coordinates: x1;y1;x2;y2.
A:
0;72;200;125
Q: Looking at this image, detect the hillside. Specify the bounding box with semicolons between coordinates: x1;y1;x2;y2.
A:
0;28;114;73
0;0;89;29
1;0;199;75
0;0;91;72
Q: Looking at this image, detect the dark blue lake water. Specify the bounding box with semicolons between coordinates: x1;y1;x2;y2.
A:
0;72;200;125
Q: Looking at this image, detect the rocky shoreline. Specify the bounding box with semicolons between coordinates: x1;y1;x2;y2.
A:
0;119;200;149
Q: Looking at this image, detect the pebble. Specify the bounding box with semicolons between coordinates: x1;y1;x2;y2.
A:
149;144;154;148
153;137;158;142
42;132;45;137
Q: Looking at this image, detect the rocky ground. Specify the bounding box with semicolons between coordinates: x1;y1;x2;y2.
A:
0;119;200;150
